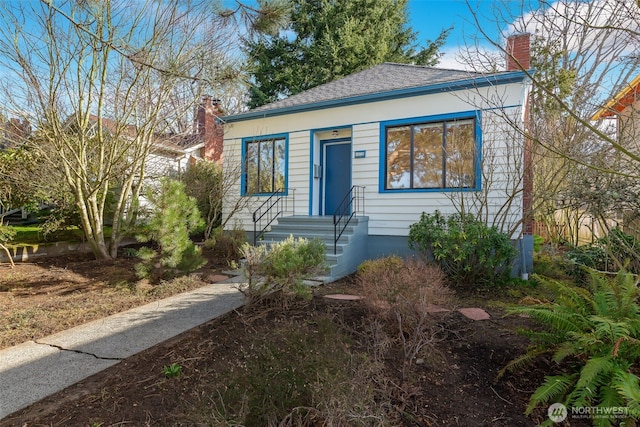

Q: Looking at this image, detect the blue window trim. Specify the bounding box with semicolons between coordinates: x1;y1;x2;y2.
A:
241;133;289;196
378;110;483;193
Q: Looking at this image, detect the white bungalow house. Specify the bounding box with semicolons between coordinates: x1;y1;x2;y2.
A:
221;35;534;281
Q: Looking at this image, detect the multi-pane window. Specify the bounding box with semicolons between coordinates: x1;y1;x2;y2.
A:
244;137;286;195
385;118;476;190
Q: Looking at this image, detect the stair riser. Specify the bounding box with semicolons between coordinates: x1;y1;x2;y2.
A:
268;224;354;234
259;241;346;256
262;232;351;247
278;221;368;228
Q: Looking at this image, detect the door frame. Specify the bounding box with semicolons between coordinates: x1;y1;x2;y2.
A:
320;138;352;215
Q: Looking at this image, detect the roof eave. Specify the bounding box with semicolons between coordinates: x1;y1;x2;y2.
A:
592;74;640;121
223;71;529;123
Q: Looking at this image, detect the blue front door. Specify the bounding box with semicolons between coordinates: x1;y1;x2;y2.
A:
323;141;351;215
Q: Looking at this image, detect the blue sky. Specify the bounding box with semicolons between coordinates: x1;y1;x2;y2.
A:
407;0;538;68
408;0;535;45
409;0;483;46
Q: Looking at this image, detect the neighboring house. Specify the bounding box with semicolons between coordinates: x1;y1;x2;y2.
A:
2;99;223;222
221;35;534;281
148;95;225;177
592;74;640;132
591;75;640;238
86;96;224;179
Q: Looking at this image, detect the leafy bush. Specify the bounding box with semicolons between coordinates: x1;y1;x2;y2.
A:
259;236;326;284
564;227;640;281
0;224;16;267
180;160;222;240
533;234;545;253
502;271;640;425
564;243;610;280
357;256;452;381
135;178;206;282
39;202;82;240
0;224;16;245
239;236;326;304
204;226;246;261
533;253;572;280
408;210;516;287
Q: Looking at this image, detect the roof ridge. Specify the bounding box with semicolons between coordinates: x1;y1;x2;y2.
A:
379;61;488;75
245;62;520;116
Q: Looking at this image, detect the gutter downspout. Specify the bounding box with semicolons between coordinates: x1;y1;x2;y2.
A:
521;237;528;280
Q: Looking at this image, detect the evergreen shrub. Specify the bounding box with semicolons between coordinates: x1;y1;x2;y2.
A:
135;178;205;282
408;210;516;287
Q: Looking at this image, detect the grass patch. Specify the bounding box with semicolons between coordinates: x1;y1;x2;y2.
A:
10;225;112;245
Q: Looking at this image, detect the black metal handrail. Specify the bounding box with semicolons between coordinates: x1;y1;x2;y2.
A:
333;185;365;254
252;188;295;245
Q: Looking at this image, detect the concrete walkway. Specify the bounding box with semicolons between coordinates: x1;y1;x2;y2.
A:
0;275;245;420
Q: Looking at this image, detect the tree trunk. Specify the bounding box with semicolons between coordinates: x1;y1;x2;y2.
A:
0;243;14;268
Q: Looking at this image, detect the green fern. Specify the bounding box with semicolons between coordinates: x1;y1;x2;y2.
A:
497;347;548;379
506;270;640;424
575;356;614;390
613;370;640;412
525;374;576;414
599;383;625;411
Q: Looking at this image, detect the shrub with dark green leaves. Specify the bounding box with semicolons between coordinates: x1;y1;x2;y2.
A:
408;210;516;287
204;226;246;261
564;227;640;281
502;271;640;426
0;224;15;245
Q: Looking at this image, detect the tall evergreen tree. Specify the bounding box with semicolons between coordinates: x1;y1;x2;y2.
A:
245;0;450;108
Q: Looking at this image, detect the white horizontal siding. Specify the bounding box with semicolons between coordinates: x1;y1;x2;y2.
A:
287;131;310;215
222;82;527;238
224;86;523;138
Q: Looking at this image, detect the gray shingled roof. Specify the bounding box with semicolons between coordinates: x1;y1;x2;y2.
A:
250;62;485;113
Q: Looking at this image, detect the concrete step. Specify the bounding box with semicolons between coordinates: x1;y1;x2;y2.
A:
275;216;366;226
269;224;355;234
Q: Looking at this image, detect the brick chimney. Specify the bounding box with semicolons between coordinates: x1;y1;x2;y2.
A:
506;34;533;239
197;95;224;163
506;33;531;71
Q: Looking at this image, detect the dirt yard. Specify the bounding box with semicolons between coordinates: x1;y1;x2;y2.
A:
0;250;573;426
